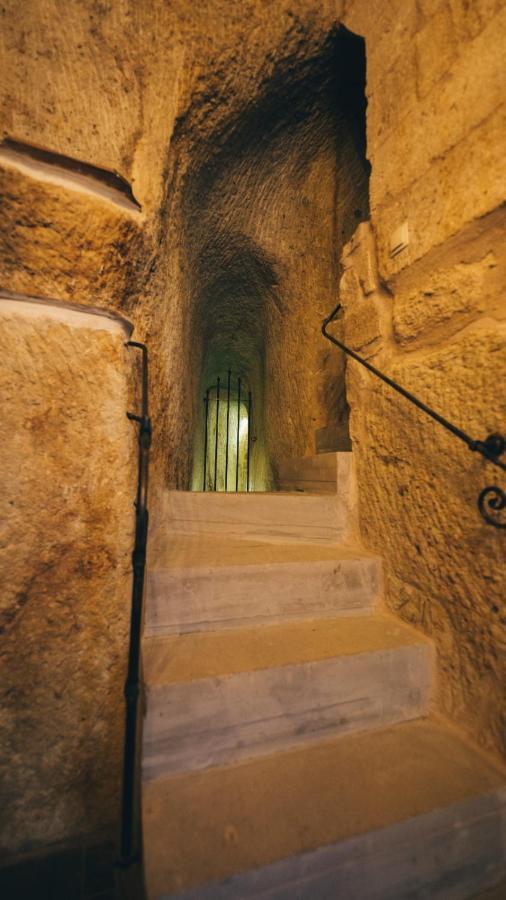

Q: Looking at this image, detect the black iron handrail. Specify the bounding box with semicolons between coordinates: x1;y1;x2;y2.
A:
119;340;152;870
322;302;505;529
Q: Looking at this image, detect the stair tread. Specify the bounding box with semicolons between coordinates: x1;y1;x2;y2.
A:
156;489;354;545
143;613;430;686
149;534;377;570
142;718;506;898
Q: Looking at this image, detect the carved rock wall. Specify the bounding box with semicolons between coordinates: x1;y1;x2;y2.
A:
335;0;506;759
340;214;506;759
0;301;135;855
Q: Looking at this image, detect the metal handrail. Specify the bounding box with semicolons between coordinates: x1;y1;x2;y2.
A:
322;302;505;529
119;340;152;870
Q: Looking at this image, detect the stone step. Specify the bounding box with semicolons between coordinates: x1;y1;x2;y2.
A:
276;450;344;493
145;536;381;635
141;614;433;781
155;487;355;545
142;718;506;900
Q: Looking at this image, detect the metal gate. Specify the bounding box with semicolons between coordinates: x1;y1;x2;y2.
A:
202;370;252;491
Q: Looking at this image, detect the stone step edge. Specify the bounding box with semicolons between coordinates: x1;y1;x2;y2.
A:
159;788;506;900
144;553;382;635
141;617;432;689
141;644;432;781
143;607;377;638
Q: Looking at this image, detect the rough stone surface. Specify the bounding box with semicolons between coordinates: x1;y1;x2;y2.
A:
340;219;506;760
0;1;370;495
0;304;135;855
145;536;381;635
0;162;147;311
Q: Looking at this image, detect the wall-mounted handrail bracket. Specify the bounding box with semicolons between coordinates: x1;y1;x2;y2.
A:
322;303;505;529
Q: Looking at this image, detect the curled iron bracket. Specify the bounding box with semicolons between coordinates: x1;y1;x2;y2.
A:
322;302;505;529
478;486;506;529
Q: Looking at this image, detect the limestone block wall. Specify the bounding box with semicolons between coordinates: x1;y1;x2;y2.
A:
340;216;505;759
0;297;136;856
334;0;506;760
335;0;506;761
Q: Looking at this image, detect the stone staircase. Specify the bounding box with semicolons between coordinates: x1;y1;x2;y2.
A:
141;453;506;899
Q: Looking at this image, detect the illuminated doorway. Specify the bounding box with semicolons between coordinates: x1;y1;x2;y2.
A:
201;371;252;492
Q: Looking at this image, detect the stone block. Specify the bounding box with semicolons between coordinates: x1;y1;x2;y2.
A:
392;252;498;345
373;103;506;278
146;537;381;635
346;0;418;72
142;615;432;778
341;221;379;296
143;720;506;899
371;8;506;209
415;3;457;99
156;488;356;545
0;162;144;310
366;49;418;149
0;297;135;853
344;292;383;357
347;321;506;756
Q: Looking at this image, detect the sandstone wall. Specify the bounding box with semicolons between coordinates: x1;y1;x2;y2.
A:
338;0;506;758
0;298;136;855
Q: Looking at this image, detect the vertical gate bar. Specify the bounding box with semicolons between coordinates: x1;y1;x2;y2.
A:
214;377;221;491
202;389;209;491
247;390;252;492
225;369;231;492
236;376;241;491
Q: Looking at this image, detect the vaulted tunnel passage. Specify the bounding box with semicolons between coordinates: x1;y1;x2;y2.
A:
186;24;370;490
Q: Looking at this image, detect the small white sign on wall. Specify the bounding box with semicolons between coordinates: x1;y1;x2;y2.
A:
390;221;410;257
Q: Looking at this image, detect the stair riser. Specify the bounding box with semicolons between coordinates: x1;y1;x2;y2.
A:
276;452;356;502
276;451;341;494
278;452;338;481
145;558;381;635
156;491;355;544
162;790;506;900
142;645;432;780
277;480;336;493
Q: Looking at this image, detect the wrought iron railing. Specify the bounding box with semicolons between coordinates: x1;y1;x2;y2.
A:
119;340;152;871
202;370;252;491
322;302;505;529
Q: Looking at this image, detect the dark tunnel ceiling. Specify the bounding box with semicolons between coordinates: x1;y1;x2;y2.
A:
178;24;369;377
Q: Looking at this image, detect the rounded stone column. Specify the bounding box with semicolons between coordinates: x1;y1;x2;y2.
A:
0;293;136;857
